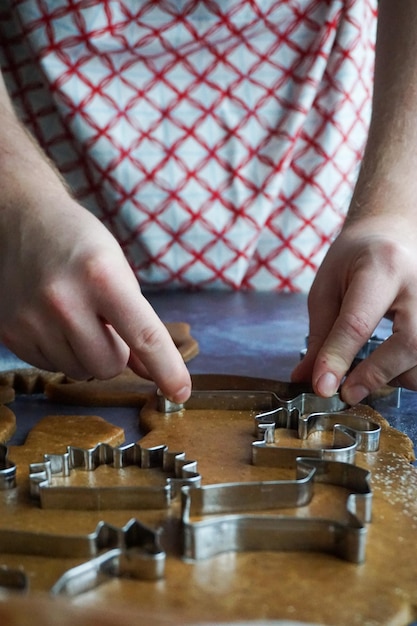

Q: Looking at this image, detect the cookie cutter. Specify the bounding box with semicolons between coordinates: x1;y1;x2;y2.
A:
253;411;381;467
29;442;200;510
0;565;29;593
0;443;16;489
50;544;164;596
0;517;165;565
301;334;403;408
158;385;379;466
158;387;347;430
299;411;381;451
182;457;372;564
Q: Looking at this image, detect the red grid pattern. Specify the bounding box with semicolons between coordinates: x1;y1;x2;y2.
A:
0;0;377;291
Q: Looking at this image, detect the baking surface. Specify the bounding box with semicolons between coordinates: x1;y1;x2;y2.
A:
0;292;416;626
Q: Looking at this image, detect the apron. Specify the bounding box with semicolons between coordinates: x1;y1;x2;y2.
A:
0;0;377;291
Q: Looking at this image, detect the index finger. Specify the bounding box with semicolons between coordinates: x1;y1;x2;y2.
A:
96;269;191;404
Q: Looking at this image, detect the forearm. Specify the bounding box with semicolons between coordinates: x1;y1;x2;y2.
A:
0;72;68;213
347;0;417;223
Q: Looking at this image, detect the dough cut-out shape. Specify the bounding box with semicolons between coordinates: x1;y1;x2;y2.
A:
0;321;198;408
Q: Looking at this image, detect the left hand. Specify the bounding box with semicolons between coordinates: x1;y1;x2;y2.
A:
291;213;417;405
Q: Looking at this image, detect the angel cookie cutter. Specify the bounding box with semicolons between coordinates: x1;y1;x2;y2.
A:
50;518;166;595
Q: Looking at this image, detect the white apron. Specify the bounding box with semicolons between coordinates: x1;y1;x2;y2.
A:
0;0;377;291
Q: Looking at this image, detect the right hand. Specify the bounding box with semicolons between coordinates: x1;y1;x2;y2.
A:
0;75;190;402
0;190;191;403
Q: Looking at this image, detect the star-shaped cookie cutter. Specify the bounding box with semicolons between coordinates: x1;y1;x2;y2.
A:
181;457;372;564
29;442;201;509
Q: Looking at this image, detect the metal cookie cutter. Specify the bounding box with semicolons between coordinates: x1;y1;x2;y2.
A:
301;334;403;408
0;444;16;489
182;457;372;564
50;546;163;596
29;442;200;510
0;565;29;593
253;411;381;468
299;411;381;451
158;384;379;466
50;517;166;596
0;518;165;595
0;519;165;564
158;387;348;430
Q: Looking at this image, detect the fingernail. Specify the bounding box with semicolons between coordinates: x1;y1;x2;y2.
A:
342;384;370;406
316;372;339;397
171;385;191;404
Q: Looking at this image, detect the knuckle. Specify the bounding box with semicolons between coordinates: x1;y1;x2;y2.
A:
337;310;374;344
83;252;114;288
361;365;390;390
42;280;69;316
357;239;405;276
135;324;167;355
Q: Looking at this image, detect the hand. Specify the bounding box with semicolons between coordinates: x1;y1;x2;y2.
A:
0;191;191;403
0;77;190;403
291;214;417;405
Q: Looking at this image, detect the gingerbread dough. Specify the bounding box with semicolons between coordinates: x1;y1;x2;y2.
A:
0;374;415;626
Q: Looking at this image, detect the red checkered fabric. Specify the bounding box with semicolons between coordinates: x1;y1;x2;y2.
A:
0;0;377;291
